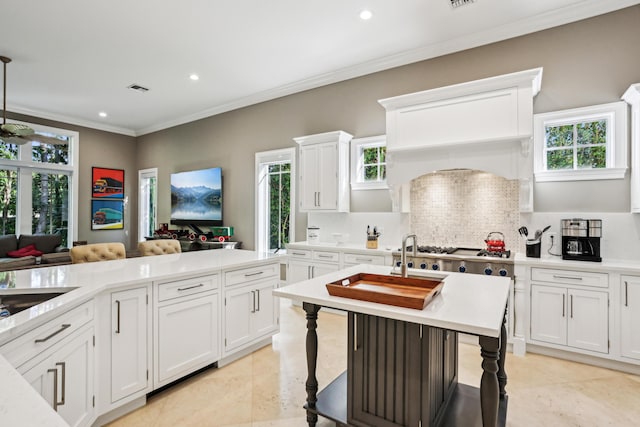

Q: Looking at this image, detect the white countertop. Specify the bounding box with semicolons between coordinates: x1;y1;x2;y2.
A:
514;253;640;273
0;250;282;346
286;241;396;255
274;264;510;338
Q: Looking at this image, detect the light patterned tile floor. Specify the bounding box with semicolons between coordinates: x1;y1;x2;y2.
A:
107;301;640;427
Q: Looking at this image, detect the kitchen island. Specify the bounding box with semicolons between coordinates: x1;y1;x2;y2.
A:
274;265;510;427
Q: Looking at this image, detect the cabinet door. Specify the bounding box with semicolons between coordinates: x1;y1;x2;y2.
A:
224;286;253;352
111;287;148;403
253;279;279;338
311;262;340;279
621;277;640;359
288;260;311;284
23;326;95;427
300;145;320;211
530;285;567;345
567;289;608;353
156;292;220;386
316;142;338;210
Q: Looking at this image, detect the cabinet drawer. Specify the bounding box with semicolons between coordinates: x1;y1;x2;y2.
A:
0;299;94;368
312;251;340;263
225;263;279;287
343;253;386;265
531;268;608;288
288;249;311;259
157;275;219;302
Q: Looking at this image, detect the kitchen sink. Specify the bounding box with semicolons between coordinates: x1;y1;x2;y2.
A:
0;292;65;317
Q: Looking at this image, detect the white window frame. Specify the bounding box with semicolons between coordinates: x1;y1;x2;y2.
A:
0;120;79;245
350;135;388;190
255;148;296;253
534;102;627;182
138;167;158;242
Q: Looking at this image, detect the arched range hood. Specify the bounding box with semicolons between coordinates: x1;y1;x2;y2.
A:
378;68;543;209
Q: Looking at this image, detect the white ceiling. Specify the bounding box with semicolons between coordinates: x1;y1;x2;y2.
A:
1;0;638;137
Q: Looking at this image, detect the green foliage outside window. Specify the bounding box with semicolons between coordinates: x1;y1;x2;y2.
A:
545;120;606;170
268;163;290;251
362;146;386;182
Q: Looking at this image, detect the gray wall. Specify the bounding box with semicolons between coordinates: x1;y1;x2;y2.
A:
137;6;640;250
10;112;137;248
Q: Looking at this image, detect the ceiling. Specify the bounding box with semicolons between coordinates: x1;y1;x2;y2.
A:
1;0;638;137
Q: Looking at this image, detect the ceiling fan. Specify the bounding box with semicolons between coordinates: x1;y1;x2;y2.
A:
1;55;67;146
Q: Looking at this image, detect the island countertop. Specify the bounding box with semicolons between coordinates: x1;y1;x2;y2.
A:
274;264;510;338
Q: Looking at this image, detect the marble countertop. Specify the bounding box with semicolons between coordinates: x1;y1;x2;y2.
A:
274;264;510;338
286;241;396;255
0;250;282;345
514;253;640;273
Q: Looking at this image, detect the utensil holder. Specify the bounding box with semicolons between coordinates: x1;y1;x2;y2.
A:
526;239;541;258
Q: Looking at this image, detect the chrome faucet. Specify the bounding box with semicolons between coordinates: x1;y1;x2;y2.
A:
400;234;417;278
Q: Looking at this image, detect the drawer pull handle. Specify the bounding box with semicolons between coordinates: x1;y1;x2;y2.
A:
256;289;261;312
115;300;121;334
177;284;205;291
318;255;334;259
553;275;583;281
244;271;264;277
292;252;307;256
355;258;373;262
570;294;574;318
625;281;629;307
251;290;256;313
562;294;565;317
35;324;71;343
56;362;66;407
48;366;60;411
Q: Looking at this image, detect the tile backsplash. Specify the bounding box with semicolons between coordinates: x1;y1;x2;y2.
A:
410;170;520;250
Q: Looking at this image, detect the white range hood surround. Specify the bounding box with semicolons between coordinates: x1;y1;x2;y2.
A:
379;68;543;185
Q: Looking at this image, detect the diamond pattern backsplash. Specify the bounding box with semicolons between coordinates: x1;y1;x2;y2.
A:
410;170;520;251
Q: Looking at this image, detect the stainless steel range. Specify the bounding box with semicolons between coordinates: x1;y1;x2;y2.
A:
391;245;514;277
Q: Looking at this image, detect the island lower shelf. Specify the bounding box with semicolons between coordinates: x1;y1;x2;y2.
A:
306;372;508;427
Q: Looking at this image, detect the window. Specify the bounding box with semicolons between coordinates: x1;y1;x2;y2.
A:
534;102;627;182
350;135;387;189
0;121;78;246
255;148;296;253
138;168;158;242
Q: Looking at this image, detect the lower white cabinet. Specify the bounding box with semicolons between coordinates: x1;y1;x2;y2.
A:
621;276;640;360
224;278;278;353
154;274;220;388
20;325;95;427
531;284;608;353
110;286;150;403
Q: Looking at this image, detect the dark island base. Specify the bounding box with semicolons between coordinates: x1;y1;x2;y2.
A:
304;372;508;427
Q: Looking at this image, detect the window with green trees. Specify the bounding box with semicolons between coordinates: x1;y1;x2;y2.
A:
350;135;387;190
268;163;290;251
545;119;607;170
1;124;76;246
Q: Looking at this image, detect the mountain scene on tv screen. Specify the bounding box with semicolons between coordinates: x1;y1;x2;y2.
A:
171;184;221;220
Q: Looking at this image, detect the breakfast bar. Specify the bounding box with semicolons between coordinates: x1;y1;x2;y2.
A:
274;264;511;427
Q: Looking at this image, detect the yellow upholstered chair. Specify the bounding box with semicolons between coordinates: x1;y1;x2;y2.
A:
70;242;126;264
137;239;182;256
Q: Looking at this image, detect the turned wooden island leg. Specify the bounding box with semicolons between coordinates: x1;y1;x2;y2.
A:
303;302;321;427
497;311;508;397
479;335;500;427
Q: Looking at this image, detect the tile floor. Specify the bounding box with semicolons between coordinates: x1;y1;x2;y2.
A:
107;301;640;427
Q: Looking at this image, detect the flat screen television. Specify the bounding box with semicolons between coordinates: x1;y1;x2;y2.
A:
170;167;223;226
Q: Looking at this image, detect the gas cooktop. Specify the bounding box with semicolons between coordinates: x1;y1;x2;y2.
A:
401;246;512;259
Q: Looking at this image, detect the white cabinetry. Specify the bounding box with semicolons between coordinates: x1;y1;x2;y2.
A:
110;286;150;403
288;249;340;284
621;276;640;360
622;83;640;213
295;130;352;212
153;274;220;388
223;262;280;355
530;268;609;354
0;301;95;427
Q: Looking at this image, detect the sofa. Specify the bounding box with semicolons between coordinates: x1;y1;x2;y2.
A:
0;234;71;271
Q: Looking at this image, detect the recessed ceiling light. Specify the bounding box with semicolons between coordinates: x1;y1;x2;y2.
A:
359;10;373;20
189;74;199;81
99;112;107;118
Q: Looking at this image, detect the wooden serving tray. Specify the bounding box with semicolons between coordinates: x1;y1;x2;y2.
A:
326;273;443;310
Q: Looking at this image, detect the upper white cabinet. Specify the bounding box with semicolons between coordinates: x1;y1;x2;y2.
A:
622;83;640;213
295;130;352;212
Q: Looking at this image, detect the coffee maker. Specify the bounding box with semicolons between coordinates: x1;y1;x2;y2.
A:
561;219;602;262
